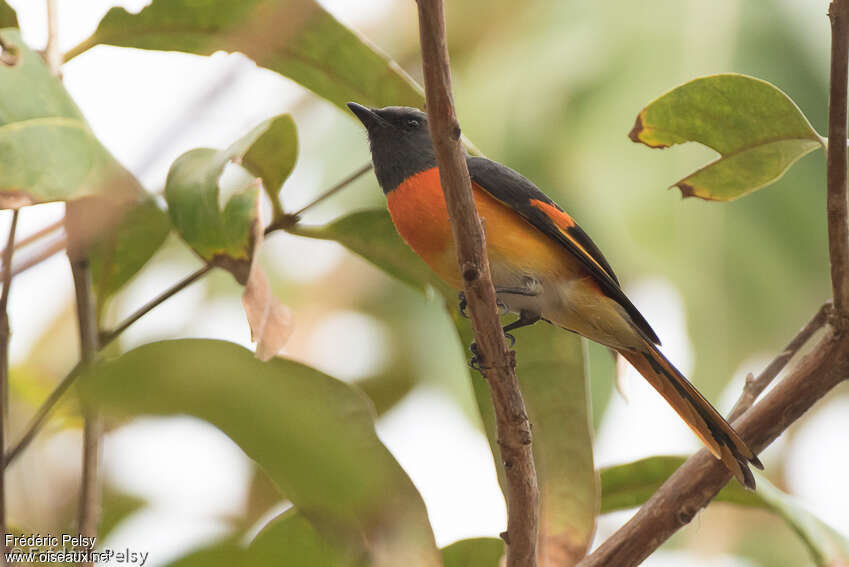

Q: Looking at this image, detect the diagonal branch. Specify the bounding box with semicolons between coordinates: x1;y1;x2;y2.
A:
579;2;849;563
415;1;539;565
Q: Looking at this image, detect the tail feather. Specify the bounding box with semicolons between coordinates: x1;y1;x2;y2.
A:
618;344;762;490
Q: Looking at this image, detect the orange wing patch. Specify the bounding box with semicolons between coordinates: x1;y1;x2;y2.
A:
528;198;614;278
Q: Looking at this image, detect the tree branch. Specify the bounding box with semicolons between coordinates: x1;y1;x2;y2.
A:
0;209;19;565
66;212;101;565
415;2;539;565
827;0;849;315
580;3;849;562
728;302;830;421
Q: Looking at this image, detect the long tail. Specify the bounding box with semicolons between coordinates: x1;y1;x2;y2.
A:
618;343;763;489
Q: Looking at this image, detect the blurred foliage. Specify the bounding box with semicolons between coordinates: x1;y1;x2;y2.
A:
80;339;440;566
0;1;16;28
65;0;424;112
630;74;822;200
0;28;141;205
3;1;847;565
441;537;504;567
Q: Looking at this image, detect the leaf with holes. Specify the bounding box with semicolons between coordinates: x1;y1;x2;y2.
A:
243;114;297;217
80;339;441;566
165;116;296;358
65;0;424;112
630;74;822;201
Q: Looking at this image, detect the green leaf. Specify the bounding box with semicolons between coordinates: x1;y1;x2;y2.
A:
754;472;849;567
0;29;142;207
299;208;597;562
0;4;18;29
290;209;453;297
65;0;424;112
80;339;440;566
599;456;758;514
90;196;171;302
441;538;504;567
99;487;145;540
630;74;822;201
242;114;298;217
461;319;596;564
165;542;255;567
249;509;363;567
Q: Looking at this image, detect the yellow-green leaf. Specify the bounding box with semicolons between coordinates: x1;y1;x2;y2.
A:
65;0;424;112
441;537;504;567
0;29;142;207
81;339;441;567
630;74;822;201
0;3;17;29
242;114;297;217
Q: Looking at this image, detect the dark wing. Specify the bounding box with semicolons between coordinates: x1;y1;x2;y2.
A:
467;156;660;345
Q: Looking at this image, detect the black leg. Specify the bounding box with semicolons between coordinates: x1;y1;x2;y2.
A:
469;310;541;371
458;291;469;318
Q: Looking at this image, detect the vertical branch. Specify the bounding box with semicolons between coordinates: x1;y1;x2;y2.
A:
45;0;62;76
66;201;102;564
827;0;849;315
414;1;539;566
0;209;19;566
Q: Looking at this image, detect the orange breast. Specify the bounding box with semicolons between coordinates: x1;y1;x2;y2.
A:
386;167;580;290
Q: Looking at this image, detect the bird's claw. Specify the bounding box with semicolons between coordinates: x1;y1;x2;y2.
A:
468;341;484;372
458;291;469;318
504;332;516;348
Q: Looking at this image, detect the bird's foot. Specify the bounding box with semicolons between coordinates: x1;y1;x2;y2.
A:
458;291;469;318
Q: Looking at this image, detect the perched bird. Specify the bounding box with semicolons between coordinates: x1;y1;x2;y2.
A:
347;102;762;489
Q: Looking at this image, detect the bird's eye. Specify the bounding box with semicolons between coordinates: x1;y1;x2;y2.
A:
406;119;420;129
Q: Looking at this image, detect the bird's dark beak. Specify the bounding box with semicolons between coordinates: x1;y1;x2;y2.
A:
347;102;385;131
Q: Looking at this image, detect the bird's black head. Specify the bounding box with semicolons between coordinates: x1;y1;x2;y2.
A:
347;102;437;193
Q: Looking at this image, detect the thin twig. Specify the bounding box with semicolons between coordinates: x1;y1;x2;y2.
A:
10;237;66;277
2;152;370;470
44;0;61;76
415;2;538;566
98;264;212;346
728;302;830;421
0;218;63;257
578;324;849;567
0;209;19;566
288;162;373;218
66;214;101;565
827;0;849;315
579;3;849;563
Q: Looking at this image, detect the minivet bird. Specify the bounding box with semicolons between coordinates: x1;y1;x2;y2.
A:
347;102;762;489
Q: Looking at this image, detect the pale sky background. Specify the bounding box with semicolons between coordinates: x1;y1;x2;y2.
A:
4;1;848;566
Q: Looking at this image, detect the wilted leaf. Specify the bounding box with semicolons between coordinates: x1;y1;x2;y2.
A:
599;455;758;514
441;537;504;567
242;114;297;216
291;209;452;296
630;74;822;201
0;29;142;208
80;339;440;566
0;4;17;29
249;509;362;567
754;472;849;567
90;196;171;302
65;0;424;112
458;317;596;565
241;234;293;361
165;117;294;357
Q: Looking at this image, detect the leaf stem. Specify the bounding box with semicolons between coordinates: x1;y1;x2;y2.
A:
0;209;19;565
415;1;539;565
